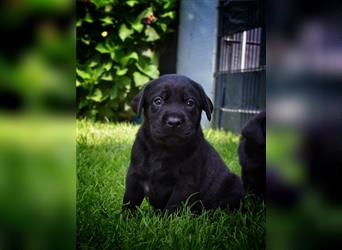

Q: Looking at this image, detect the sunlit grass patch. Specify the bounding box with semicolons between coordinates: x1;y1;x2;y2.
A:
77;120;265;249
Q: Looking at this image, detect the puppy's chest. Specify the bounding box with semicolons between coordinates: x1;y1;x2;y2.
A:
142;159;178;196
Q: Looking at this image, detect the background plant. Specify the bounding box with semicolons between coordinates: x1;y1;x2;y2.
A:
77;0;178;121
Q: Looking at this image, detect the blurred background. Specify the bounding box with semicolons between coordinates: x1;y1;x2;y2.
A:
0;0;75;249
267;0;342;249
76;0;266;130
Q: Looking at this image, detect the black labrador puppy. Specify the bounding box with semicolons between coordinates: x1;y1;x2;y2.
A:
123;75;244;213
238;111;266;198
239;112;301;205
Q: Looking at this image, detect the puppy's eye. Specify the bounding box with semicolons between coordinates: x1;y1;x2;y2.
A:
153;97;163;106
186;99;195;107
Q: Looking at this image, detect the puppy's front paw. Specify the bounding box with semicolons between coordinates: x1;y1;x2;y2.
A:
121;202;138;216
163;205;180;216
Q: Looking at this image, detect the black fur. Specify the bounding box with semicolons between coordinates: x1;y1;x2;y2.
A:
123;74;244;213
238;111;266;198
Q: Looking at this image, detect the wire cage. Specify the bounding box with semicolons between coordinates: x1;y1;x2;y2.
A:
213;0;265;133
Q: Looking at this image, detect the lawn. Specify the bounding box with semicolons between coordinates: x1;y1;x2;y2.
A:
77;120;265;249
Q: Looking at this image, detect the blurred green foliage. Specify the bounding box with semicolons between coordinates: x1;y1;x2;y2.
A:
77;0;178;121
0;0;74;114
0;0;75;249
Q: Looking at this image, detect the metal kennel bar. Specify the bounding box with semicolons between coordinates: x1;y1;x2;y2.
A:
213;0;265;133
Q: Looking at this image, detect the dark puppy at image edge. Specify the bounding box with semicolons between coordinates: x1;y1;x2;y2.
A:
238;111;266;198
122;75;244;213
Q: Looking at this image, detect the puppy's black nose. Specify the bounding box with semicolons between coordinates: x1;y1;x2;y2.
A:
166;116;182;128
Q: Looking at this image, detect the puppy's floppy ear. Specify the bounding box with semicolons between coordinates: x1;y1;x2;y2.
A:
131;88;145;116
193;82;214;121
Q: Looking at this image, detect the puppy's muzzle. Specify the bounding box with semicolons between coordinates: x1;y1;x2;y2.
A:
166;116;182;128
163;114;185;129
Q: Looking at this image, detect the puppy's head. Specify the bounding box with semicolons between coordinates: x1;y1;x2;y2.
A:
132;74;213;146
241;111;266;146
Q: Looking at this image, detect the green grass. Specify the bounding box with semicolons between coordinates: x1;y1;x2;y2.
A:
77;120;265;249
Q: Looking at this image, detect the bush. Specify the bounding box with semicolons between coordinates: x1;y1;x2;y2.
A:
77;0;178;121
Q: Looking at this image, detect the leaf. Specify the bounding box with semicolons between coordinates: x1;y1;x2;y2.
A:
129;18;144;33
91;66;105;81
88;54;102;68
101;72;113;81
141;49;158;66
138;7;154;20
78;99;88;110
142;48;153;58
119;23;134;41
84;12;93;23
129;7;153;33
133;72;149;87
100;16;114;26
103;61;113;71
145;26;160;42
104;4;113;13
126;0;138;7
124;103;131;111
160;23;167;32
76;68;91;80
89;60;98;68
88;88;103;102
90;0;110;8
163;0;176;9
119;51;138;67
136;63;159;79
116;76;132;87
110;87;118;100
81;37;90;45
95;43;111;54
97;41;121;60
135;56;159;79
76;19;82;27
114;66;128;76
111;50;122;62
114;76;132;93
160;11;176;19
